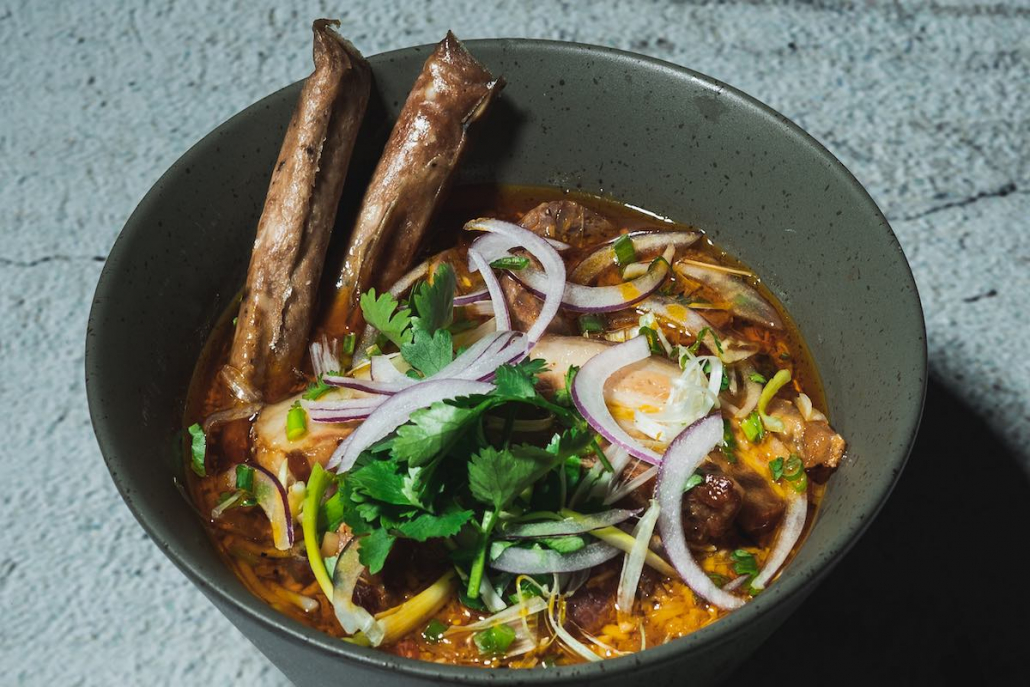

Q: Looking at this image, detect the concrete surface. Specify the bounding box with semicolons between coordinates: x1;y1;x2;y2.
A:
2;0;1027;685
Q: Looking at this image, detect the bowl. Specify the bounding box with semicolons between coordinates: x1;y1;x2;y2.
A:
86;38;926;686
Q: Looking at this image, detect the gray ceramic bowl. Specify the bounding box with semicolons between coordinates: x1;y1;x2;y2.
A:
87;39;925;686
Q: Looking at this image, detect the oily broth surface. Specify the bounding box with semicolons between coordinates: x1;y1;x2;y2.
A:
183;185;827;666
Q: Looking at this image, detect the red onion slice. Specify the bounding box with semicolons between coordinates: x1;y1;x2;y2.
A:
251;464;293;550
370;355;409;383
570;230;700;283
750;489;808;591
507;257;670;314
472;232;570;260
306;396;386;423
324;331;515;395
655;413;744;610
465;219;566;345
467;247;511;330
453;288;490;306
489;540;619;574
571;336;663;465
326;379;494;473
498;508;640;539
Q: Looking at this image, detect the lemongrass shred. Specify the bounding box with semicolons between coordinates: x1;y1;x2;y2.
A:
676;258;755;278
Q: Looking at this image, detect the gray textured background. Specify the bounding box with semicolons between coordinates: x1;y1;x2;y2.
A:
2;0;1028;685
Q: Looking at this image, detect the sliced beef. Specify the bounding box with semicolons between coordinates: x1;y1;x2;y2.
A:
518;200;618;248
766;398;846;471
566;567;618;633
723;459;785;542
499;273;575;335
353;575;393;614
683;461;744;545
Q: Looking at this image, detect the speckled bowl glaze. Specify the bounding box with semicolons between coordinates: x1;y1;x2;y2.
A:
87;39;925;686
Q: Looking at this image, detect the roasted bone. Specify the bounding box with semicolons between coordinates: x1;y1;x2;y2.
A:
225;20;370;401
323;31;503;338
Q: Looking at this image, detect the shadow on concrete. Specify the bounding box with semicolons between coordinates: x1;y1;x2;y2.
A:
731;377;1029;685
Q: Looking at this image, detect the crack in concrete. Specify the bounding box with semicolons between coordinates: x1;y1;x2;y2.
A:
0;255;106;268
891;183;1024;222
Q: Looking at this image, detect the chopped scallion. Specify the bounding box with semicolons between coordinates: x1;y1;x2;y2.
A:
741;411;765;444
748;372;767;384
639;326;664;354
342;333;357;356
731;549;759;578
612;234;636;267
769;457;784;482
473;623;516;655
757;369;792;432
578;313;606;334
422;618;448;643
187;423;206;477
721;419;738;463
683;473;704;492
490;255;530;271
235;464;254;493
782;455;803;480
286;402;307;441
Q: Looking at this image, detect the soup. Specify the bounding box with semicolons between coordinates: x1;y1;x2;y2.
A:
184;22;845;668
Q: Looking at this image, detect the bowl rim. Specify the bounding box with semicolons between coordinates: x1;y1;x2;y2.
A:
87;36;926;683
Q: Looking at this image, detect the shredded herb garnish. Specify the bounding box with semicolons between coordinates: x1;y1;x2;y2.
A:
687;326;724;356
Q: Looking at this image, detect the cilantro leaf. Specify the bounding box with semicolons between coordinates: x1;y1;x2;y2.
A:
410;263;455;335
360;289;413;348
392;400;483;467
358;528;396;574
493;358;548;400
468;446;535;512
393;504;475;541
401;327;454;377
347;458;424;508
303;373;336;401
469;431;587;513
